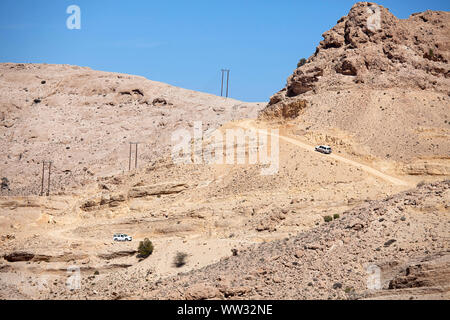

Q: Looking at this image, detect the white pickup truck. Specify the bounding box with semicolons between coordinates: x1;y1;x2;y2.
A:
113;234;132;242
315;145;332;154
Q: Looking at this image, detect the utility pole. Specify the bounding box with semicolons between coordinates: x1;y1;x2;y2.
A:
226;69;230;98
135;143;138;170
40;161;45;196
40;161;52;196
221;69;225;97
47;161;52;197
129;143;133;171
128;142;140;171
220;69;230;97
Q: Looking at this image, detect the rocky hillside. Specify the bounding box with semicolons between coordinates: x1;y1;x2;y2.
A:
259;2;449;163
40;180;449;300
0;63;264;196
141;180;450;300
262;2;449;116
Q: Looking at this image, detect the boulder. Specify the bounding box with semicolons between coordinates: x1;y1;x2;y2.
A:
184;283;222;300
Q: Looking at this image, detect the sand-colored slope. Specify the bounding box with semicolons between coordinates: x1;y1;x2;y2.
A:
237;119;412;187
0;63;265;196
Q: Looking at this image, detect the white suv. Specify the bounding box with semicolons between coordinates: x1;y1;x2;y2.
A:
315;145;332;154
113;234;132;242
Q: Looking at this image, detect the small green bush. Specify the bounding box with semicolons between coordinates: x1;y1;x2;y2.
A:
333;214;340;220
344;287;355;294
1;177;10;190
173;252;188;268
297;58;307;68
137;238;154;258
324;216;333;223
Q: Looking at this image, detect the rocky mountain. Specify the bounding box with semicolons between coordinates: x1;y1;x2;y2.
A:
262;2;449;118
258;2;449;170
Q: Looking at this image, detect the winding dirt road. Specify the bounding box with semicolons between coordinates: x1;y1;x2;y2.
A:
237;119;412;187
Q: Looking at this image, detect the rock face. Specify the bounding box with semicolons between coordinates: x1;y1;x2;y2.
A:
259;98;307;120
3;252;35;262
388;254;450;290
260;2;450;119
97;250;137;260
402;162;450;176
80;193;127;211
128;182;188;198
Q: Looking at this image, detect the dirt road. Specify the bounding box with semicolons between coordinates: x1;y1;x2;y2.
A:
237;119;413;187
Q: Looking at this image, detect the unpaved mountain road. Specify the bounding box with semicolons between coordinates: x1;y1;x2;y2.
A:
237;119;413;187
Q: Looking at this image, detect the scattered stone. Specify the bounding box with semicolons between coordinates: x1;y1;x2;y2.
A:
384;239;397;247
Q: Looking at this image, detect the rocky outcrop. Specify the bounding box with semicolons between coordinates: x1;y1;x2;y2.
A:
259;99;307;120
3;252;89;263
98;250;137;260
128;182;188;198
80;182;189;211
388;254;450;290
256;208;288;232
3;252;34;262
259;2;450;120
402;163;450;176
81;193;127;211
184;283;222;300
286;67;323;97
152;97;169;106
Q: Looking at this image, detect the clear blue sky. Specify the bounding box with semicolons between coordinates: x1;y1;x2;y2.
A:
1;1;449;102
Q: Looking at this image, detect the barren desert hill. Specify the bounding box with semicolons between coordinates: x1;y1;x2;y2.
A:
0;2;449;301
260;2;450;166
0;63;265;196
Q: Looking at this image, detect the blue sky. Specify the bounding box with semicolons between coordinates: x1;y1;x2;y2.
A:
1;1;449;102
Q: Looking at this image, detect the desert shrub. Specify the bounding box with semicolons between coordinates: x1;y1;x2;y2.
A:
324;216;333;223
297;58;307;68
173;251;188;268
1;177;10;190
333;214;340;220
94;270;99;275
137;238;154;258
417;181;426;188
345;287;355;294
